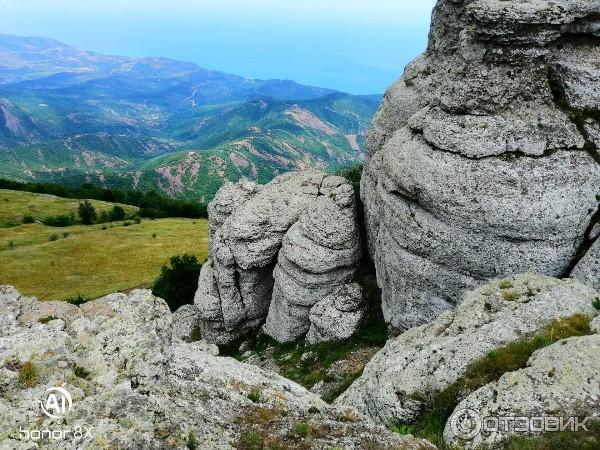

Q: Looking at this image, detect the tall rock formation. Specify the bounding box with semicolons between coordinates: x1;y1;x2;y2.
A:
362;0;600;330
194;171;363;345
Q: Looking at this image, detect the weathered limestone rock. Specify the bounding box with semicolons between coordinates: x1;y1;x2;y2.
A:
0;286;432;450
362;0;600;331
172;304;201;342
195;171;362;344
337;274;599;426
305;283;365;344
444;334;600;449
572;239;600;290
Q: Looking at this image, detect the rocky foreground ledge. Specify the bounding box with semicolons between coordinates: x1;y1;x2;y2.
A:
0;285;432;450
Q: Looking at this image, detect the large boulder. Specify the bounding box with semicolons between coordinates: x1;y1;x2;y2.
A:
0;286;432;450
194;171;363;344
362;0;600;330
444;334;600;448
336;274;599;426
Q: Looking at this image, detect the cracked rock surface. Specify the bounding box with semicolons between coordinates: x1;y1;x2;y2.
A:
337;274;599;426
0;286;432;450
444;333;600;449
194;171;362;345
362;0;600;331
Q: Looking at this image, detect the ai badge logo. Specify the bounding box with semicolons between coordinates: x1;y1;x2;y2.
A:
40;386;72;419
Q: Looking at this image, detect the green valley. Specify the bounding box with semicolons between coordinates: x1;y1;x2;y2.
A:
0;35;380;202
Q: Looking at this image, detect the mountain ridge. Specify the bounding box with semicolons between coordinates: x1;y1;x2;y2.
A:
0;34;379;201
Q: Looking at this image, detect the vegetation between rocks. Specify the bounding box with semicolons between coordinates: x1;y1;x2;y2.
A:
391;314;594;448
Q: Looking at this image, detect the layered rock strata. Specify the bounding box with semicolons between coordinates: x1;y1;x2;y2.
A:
362;0;600;330
194;171;362;344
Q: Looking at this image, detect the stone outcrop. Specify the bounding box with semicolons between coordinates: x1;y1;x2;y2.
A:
194;171;362;344
305;283;365;344
172;304;201;342
362;0;600;330
337;274;599;425
572;239;600;290
444;334;600;448
0;286;432;450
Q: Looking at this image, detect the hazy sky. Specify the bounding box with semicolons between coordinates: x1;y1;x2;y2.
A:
0;0;437;94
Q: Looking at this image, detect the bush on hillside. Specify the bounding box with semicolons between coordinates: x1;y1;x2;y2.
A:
110;205;126;221
152;254;203;312
44;213;77;227
78;200;97;225
22;215;34;224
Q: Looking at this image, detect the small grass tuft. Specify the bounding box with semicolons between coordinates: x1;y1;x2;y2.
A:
19;361;38;387
186;431;199;450
292;422;310;438
238;430;263;450
247;388;262;403
593;297;600;311
498;279;513;289
38;315;58;324
502;290;521;301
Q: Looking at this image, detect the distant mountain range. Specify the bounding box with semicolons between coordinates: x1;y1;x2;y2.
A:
0;34;380;201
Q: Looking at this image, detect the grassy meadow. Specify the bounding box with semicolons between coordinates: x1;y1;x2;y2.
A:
0;190;208;300
0;189;139;227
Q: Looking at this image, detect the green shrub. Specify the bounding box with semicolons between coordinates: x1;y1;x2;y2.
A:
22;215;35;224
239;430;262;450
74;365;91;380
49;233;59;242
110;205;126;222
134;217;141;224
152;233;157;238
152;254;202;312
292;423;310;438
78;200;97;225
19;361;38;387
593;297;600;311
186;431;199;450
62;232;69;238
66;294;91;306
44;213;77;227
8;241;14;250
247;388;262;403
123;221;131;227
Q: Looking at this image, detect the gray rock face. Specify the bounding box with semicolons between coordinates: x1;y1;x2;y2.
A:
172;304;201;343
444;334;600;449
337;274;599;426
195;171;362;344
0;286;432;450
305;283;365;344
362;0;600;330
572;239;600;290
